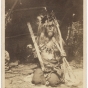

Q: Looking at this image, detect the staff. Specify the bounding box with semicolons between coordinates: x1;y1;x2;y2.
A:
52;37;78;83
27;22;45;71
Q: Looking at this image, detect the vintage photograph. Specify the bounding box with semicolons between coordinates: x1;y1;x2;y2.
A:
5;0;84;88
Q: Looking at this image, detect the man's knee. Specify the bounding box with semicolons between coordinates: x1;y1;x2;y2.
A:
48;73;60;87
32;68;46;85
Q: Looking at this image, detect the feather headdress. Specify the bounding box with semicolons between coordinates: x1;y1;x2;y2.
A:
37;12;66;54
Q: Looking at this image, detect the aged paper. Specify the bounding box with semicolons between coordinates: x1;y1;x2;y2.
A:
2;0;86;88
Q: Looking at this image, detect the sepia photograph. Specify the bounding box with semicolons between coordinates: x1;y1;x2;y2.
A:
4;0;85;88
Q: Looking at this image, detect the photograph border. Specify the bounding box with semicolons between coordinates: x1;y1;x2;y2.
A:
1;0;87;88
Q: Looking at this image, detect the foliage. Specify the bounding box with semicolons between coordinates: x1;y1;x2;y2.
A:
66;21;83;59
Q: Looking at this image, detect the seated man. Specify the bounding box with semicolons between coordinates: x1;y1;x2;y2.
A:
32;15;66;87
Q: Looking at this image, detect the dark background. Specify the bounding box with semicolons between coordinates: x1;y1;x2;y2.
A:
5;0;83;62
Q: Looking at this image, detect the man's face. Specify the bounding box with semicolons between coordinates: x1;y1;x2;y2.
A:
46;23;54;38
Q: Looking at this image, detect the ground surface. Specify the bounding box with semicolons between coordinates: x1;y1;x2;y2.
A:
5;60;83;88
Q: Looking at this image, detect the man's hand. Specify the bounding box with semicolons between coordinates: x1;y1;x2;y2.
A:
61;51;66;57
53;67;62;76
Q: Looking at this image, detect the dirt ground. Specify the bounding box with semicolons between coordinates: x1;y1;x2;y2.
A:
5;60;83;88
